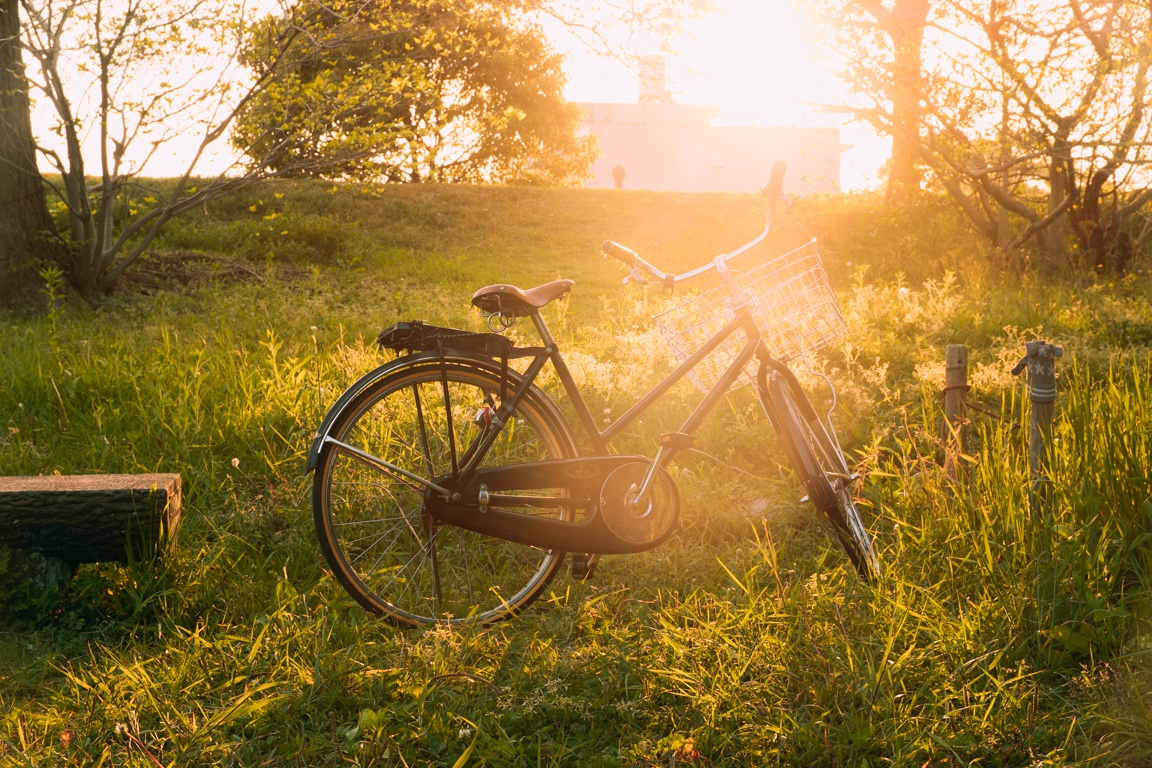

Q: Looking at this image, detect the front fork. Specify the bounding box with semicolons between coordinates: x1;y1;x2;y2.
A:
755;353;855;491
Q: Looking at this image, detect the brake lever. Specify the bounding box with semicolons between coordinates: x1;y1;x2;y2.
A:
622;264;648;286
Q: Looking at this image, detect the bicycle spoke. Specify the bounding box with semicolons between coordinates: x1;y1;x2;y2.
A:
391;527;445;609
426;517;443;611
333;515;415;527
329;480;415;517
411;382;437;479
350;527;405;566
464;540;475;609
440;366;459;480
348;498;424;560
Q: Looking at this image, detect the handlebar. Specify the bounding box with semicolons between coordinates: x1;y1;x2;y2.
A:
601;240;639;267
602;161;791;288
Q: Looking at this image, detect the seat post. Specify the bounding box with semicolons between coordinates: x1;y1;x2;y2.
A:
530;310;556;349
530;307;609;454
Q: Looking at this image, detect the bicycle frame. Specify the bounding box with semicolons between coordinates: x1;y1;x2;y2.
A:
558;311;754;453
466;254;828;474
403;288;801;553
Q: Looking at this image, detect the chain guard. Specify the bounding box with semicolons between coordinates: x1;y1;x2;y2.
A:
426;455;681;553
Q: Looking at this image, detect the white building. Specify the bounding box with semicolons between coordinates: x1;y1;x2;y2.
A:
580;102;843;195
578;59;844;195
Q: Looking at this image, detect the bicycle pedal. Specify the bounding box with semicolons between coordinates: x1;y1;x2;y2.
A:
571;553;598;581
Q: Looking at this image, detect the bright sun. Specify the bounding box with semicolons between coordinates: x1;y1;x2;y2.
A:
553;0;889;190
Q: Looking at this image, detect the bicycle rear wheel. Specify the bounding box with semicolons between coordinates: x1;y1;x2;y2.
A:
758;364;882;582
312;359;577;625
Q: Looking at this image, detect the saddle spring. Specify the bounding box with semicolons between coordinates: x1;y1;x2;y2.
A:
480;308;515;332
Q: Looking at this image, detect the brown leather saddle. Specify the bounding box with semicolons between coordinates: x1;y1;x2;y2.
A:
471;279;574;318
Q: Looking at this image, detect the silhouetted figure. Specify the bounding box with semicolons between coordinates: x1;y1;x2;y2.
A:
612;165;626;189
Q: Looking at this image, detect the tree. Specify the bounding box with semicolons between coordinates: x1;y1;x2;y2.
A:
817;0;1152;271
1;0;702;307
17;0;301;302
232;0;597;185
0;0;60;310
923;0;1152;270
818;0;931;204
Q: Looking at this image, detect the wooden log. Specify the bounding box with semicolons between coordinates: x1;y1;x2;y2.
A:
942;344;969;480
0;474;181;565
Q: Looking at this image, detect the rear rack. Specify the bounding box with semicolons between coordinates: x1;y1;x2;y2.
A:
377;321;516;360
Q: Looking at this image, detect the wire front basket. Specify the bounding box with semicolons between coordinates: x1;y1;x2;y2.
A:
653;239;846;393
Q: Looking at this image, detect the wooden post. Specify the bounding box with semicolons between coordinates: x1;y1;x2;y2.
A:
1011;341;1063;502
942;344;969;479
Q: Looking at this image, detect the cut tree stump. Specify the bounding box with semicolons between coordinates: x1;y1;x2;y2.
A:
0;473;182;566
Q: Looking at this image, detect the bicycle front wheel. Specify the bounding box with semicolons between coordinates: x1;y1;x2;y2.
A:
312;359;578;625
759;366;882;582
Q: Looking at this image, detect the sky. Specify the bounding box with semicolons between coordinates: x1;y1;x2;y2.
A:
550;0;889;191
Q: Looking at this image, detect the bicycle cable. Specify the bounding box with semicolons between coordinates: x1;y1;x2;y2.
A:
798;359;848;461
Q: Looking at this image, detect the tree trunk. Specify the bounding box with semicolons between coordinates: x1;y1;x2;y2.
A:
0;0;58;311
1043;144;1071;271
884;0;930;204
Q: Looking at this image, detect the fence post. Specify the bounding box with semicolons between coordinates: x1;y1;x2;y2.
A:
1011;340;1063;499
942;344;969;480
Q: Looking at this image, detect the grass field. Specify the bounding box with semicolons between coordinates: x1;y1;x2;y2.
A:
2;182;1151;766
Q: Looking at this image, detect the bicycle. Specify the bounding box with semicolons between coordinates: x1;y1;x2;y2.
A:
306;162;881;626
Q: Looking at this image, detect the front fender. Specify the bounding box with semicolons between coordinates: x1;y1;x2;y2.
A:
305;351;530;473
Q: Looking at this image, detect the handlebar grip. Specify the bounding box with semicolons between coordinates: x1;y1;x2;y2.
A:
763;161;786;198
601;240;639;266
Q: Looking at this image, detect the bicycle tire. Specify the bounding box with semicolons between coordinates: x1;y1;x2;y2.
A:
312;358;578;625
758;365;882;582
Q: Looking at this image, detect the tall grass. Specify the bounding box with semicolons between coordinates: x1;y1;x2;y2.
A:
1;182;1150;766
